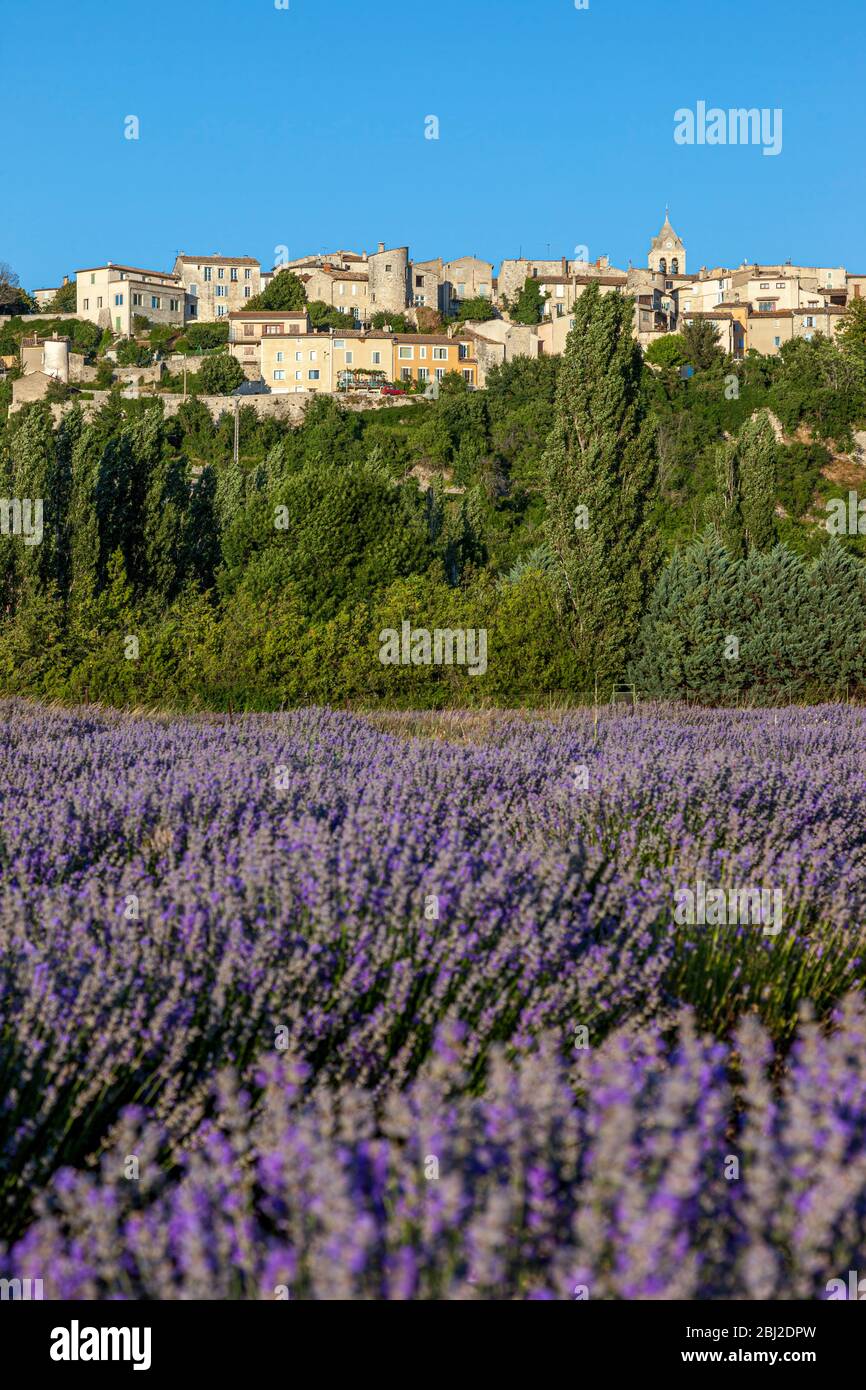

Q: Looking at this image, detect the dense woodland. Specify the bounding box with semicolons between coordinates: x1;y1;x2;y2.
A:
2;285;866;708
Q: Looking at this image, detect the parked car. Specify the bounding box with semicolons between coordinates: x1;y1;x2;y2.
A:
380;384;407;396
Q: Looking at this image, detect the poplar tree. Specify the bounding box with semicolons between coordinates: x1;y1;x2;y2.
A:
541;282;659;685
713;410;777;558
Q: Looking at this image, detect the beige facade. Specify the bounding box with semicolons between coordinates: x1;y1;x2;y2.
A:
259;328;477;394
297;265;369;322
411;258;443;313
462;320;539;383
744;305;845;355
76;263;184;335
442;257;494;313
173;255;261;322
229;309;310;375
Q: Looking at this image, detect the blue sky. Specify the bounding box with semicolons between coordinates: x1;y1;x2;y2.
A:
5;0;866;289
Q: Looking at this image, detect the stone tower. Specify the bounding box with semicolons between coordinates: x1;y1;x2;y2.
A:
649;211;686;277
368;243;409;317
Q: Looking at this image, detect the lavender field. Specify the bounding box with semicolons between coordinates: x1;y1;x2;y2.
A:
1;697;866;1300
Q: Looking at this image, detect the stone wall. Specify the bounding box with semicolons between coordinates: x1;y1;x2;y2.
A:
37;390;427;426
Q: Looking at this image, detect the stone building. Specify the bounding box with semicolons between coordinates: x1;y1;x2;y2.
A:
296;264;369;322
368;244;410;316
76;263;185;334
173;255;261;322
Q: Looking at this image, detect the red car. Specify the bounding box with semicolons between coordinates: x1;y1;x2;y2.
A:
380;384;407;396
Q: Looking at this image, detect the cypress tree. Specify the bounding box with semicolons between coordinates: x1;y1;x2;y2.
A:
542;282;659;687
739;410;777;553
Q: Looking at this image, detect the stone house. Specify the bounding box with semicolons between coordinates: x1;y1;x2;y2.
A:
173;255;261;322
76;263;184;334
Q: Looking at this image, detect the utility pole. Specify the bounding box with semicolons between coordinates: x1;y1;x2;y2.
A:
233;397;239;464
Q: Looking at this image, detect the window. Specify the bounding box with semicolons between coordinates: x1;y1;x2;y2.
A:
216;286;228;298
244;268;251;280
665;280;673;290
244;287;251;299
83;298;89;310
435;368;446;381
274;369;286;380
295;371;302;380
758;301;774;312
116;316;121;331
401;368;412;381
458;282;466;296
418;367;429;382
133;293;143;306
670;259;678;274
773;336;781;348
398;346;413;359
372;351;381;365
97;296;103;308
334;340;345;349
804;316;815;327
308;369;320;380
204;267;212;282
309;350;317;361
556;285;564;298
276;351;284;362
776;281;785;288
463;369;474;382
90;273;95;285
351;284;357;296
216;306;227;317
416;275;424;287
804;332;814;341
760;282;770;289
190;284;198;297
385;263;392;272
217;268;225;280
151;296;161;309
344;351;353;364
115;293;124;306
170;299;179;312
479;283;489;296
458;344;468;360
658;258;666;274
244;325;255;337
230;268;238;282
295;352;302;362
264;324;281;334
433;347;447;360
338;284;345;295
419;346;427;359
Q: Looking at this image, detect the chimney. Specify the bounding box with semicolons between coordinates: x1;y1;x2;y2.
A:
378;242;385;254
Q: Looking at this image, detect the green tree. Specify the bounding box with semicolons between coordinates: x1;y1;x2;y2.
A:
541;283;659;686
48;280;77;314
644;334;688;369
455;297;496;323
836;297;866;357
738;410;778;553
508;277;548;326
370;311;414;333
682;318;725;371
306;300;356;332
198;352;244;395
244;271;306;312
